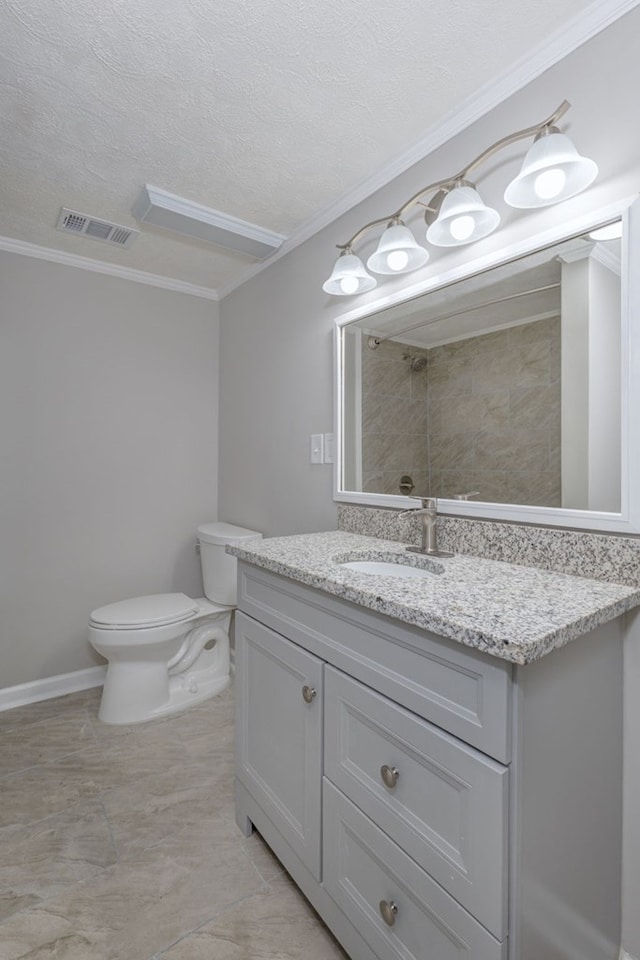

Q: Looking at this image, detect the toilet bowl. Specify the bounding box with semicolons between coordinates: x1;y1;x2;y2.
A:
89;522;261;724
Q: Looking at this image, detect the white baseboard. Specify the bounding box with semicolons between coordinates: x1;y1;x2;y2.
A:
0;666;106;712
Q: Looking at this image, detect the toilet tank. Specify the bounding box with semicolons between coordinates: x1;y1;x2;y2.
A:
196;522;262;605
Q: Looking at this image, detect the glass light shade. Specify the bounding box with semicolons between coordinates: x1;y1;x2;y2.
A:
589;221;623;241
426;184;500;247
322;251;377;296
504;131;598;209
366;223;430;275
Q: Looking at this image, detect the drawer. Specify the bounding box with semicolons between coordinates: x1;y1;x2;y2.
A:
324;667;508;938
323;780;506;960
238;562;512;762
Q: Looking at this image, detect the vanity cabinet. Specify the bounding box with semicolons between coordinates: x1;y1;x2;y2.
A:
234;561;623;960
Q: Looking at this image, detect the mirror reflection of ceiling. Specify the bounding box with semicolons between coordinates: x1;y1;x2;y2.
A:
0;0;608;296
355;233;622;348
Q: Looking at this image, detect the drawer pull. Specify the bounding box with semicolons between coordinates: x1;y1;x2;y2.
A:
302;684;317;704
380;764;399;789
379;899;398;926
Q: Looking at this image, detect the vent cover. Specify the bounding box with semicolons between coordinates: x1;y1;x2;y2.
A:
56;208;139;249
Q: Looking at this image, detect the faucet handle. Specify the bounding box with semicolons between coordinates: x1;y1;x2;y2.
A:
409;495;437;509
452;491;480;501
399;496;437;518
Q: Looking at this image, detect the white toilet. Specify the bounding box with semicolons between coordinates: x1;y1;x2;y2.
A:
88;521;261;724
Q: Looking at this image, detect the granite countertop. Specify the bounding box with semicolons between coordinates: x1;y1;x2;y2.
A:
227;530;640;664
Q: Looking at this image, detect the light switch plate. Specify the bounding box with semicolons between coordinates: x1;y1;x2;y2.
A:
310;434;324;464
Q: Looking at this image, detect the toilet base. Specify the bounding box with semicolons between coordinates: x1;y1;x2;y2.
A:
98;661;231;725
95;609;232;725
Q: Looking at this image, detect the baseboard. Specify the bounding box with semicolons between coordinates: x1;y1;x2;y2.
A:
0;665;106;712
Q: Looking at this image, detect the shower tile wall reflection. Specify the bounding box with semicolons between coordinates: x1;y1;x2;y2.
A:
361;317;561;505
361;339;430;495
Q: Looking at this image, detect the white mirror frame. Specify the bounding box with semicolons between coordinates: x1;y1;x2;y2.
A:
334;195;640;534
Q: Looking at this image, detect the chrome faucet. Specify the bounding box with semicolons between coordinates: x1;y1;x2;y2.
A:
400;497;454;558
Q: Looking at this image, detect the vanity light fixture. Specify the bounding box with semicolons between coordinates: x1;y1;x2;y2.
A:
322;100;598;296
425;181;500;247
503;127;598;209
322;248;377;295
367;218;431;274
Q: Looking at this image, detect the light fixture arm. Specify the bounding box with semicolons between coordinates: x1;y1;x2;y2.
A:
337;178;453;251
334;100;572;253
456;99;571;181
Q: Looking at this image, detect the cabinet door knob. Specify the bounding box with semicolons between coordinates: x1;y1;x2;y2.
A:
379;899;398;926
302;684;317;703
380;764;399;789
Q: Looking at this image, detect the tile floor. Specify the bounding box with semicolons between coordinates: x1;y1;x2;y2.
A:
0;683;348;959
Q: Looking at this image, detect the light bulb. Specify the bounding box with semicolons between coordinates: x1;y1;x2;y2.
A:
386;249;410;272
533;167;566;200
340;275;359;295
449;215;475;242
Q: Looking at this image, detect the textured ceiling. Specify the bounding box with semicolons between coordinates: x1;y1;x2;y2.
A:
0;0;601;296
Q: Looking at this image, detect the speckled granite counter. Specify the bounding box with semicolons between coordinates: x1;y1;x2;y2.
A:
227;530;640;664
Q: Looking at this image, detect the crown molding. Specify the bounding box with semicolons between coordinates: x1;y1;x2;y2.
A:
0;235;220;301
217;0;640;301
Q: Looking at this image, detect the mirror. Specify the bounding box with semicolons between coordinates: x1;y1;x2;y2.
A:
335;198;640;533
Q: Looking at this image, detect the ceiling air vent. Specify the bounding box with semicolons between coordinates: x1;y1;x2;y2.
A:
56;208;139;249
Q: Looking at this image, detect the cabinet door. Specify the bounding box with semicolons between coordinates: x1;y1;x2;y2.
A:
235;611;323;879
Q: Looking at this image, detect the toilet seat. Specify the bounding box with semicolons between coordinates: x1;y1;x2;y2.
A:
90;593;200;630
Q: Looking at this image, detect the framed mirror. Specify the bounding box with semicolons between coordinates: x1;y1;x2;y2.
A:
334;197;640;533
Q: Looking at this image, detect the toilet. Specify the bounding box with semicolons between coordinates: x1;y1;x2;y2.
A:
88;521;262;724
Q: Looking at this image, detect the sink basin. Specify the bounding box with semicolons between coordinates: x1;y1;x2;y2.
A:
339;560;437;579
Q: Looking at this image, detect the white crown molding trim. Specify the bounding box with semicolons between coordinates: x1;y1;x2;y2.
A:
0;666;106;713
0;235;220;301
592;243;623;275
217;0;640;301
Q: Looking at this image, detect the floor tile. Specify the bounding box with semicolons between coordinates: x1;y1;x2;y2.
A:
0;682;350;959
0;801;116;921
0;714;97;776
157;874;348;960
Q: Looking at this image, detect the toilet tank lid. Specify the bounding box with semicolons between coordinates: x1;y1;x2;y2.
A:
90;593;199;628
197;522;262;545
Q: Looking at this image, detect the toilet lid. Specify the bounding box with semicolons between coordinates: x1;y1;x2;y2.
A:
90;593;199;629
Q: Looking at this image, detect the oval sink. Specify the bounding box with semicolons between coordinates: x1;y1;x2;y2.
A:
339;560;436;579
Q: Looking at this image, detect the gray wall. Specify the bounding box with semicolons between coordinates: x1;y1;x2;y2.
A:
218;11;640;956
219;10;640;533
0;253;219;688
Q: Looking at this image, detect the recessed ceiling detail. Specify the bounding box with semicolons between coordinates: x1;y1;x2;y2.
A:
131;185;286;261
56;209;139;249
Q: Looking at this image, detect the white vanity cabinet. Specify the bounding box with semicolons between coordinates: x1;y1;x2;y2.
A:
234;560;623;960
